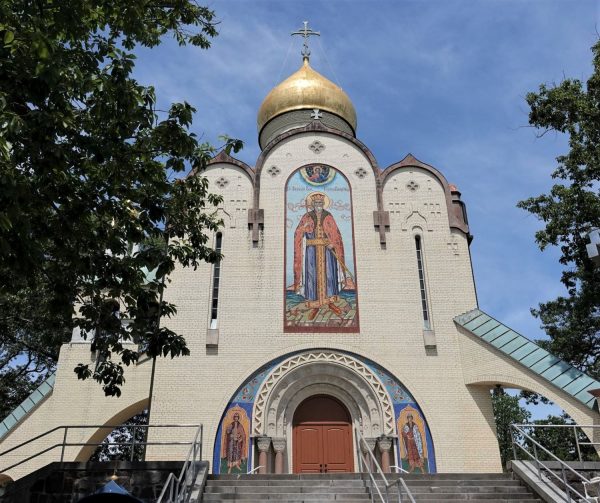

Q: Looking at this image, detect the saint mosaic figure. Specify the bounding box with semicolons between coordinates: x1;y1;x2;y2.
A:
400;412;426;473
292;192;349;307
220;408;249;474
285;166;359;331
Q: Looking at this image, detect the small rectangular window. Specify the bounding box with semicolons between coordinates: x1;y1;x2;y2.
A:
415;235;431;330
210;233;223;328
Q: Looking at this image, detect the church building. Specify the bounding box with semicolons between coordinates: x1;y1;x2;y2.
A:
1;27;599;482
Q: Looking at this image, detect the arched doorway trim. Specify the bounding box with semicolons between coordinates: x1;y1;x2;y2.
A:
282;376;370;437
252;351;395;436
292;395;354;473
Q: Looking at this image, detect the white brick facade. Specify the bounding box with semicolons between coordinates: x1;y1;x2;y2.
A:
1;124;598;483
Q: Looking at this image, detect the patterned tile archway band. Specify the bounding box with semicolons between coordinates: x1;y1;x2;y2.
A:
212;350;436;474
253;351;393;436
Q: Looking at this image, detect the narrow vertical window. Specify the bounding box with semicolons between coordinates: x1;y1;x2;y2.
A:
210;232;223;329
415;235;431;330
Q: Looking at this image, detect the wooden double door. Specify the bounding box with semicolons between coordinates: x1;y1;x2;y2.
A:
292;395;354;473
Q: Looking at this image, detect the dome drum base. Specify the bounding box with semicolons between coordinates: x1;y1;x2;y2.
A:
259;109;354;149
257;59;357;148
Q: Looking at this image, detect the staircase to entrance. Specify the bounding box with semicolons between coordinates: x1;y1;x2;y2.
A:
203;473;542;502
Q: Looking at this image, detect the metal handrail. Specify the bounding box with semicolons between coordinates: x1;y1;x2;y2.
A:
156;425;203;503
510;424;592;503
354;429;416;503
512;423;600;462
0;424;199;474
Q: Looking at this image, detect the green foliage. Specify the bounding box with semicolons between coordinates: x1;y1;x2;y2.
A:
90;410;149;462
0;0;242;398
0;271;70;418
491;387;531;468
517;40;600;379
491;387;598;466
524;415;599;462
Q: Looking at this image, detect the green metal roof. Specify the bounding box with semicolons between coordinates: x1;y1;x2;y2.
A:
454;309;599;410
0;373;56;440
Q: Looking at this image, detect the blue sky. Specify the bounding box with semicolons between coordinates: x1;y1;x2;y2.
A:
132;0;598;418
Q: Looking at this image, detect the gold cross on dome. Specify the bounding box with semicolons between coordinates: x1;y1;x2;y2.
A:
292;21;320;61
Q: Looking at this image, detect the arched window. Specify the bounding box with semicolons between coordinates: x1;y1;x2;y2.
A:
415;235;431;330
210;232;223;329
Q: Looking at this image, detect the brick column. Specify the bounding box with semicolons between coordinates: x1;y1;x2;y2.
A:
378;436;393;473
256;436;271;474
272;438;286;474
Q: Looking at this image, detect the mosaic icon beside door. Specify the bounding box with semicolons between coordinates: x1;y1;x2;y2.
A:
397;405;430;473
219;405;250;474
285;165;359;332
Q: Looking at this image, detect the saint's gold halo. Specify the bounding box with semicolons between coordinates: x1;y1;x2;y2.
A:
305;191;331;210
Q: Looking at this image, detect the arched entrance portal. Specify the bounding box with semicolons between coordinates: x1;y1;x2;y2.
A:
293;395;354;473
213;350;437;474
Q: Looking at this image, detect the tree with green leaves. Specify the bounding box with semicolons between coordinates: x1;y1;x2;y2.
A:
524;415;598;462
90;410;149;462
0;270;68;418
491;387;531;468
0;0;242;399
518;40;600;380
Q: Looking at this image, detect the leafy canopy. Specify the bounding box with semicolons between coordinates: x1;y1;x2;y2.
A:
0;0;242;397
491;387;531;468
518;40;600;379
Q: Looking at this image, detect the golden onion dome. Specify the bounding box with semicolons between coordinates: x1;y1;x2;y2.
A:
257;59;357;133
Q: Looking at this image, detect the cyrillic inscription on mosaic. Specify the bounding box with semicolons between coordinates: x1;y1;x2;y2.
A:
285;165;359;332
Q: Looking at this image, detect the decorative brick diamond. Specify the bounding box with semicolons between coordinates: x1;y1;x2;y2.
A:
215;176;229;188
354;167;367;179
309;140;325;154
406;180;419;191
267;165;281;177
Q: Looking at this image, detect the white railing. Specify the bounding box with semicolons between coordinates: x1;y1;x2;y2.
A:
354;429;415;503
510;424;600;503
156;424;204;503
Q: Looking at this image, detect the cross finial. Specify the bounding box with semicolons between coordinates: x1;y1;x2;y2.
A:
291;21;320;62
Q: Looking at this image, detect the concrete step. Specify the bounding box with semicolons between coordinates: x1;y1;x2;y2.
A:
403;480;524;487
205;486;369;494
208;473;511;481
204;473;541;503
387;474;513;480
207;480;366;487
394;486;531;494
409;494;537;501
208;474;365;481
202;500;538;503
208;480;526;488
203;494;370;501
